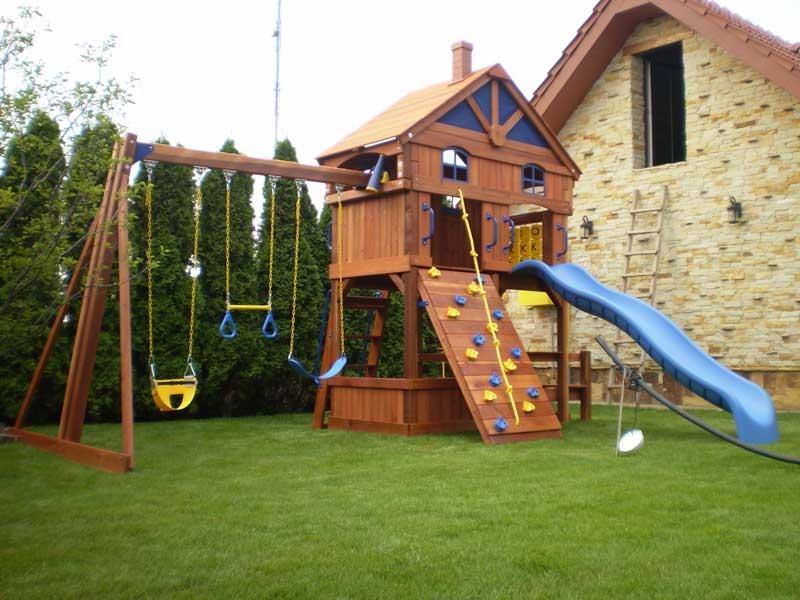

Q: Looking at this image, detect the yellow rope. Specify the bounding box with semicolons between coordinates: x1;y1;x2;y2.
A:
187;172;203;362
457;188;520;426
288;184;301;357
144;164;155;365
336;186;345;356
267;177;276;306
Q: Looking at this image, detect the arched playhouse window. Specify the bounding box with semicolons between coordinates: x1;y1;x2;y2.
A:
522;163;545;196
442;147;469;182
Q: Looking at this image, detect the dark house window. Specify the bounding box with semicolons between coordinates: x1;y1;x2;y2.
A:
442;147;468;182
522;164;545;195
642;43;686;167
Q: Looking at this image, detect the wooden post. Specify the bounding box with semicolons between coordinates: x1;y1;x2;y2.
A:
403;267;420;378
555;291;571;423
579;349;592;421
58;141;123;440
116;134;137;465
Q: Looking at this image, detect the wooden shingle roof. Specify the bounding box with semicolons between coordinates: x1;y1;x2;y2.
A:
318;66;494;160
532;0;800;132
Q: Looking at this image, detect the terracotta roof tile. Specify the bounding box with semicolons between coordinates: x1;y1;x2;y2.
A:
319;66;493;159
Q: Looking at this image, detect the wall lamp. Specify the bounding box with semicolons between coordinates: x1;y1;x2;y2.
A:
580;216;594;240
727;196;743;223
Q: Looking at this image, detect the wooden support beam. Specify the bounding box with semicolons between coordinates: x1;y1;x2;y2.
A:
116;134;137;465
403;268;420;378
556;292;571;423
9;428;132;473
140;142;370;187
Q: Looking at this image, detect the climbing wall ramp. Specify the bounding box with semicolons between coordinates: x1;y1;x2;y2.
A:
418;268;561;444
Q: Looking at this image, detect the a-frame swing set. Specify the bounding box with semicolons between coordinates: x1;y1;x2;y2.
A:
9;134;371;472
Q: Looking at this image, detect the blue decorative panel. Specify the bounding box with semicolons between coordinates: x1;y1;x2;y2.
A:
438;101;485;133
472;83;491;122
498;85;518;124
508;115;549;148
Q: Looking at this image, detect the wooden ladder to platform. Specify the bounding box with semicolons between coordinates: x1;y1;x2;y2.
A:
343;291;390;377
418;268;561;444
607;186;668;393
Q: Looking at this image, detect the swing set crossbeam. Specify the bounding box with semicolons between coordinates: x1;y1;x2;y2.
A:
136;142;370;187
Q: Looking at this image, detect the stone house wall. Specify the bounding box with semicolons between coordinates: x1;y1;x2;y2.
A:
509;16;800;408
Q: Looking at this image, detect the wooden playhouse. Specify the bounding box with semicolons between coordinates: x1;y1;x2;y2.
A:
312;42;583;444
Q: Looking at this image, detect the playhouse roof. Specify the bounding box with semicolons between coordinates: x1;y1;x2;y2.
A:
532;0;800;132
318;66;494;160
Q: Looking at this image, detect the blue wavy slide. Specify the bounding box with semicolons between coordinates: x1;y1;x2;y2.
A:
513;260;779;444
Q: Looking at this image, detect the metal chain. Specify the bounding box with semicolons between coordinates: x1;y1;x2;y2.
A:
223;169;234;306
144;160;156;370
267;176;277;306
336;185;345;356
187;167;205;364
288;182;302;357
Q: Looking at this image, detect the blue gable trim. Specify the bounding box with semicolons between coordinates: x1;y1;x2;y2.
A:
472;83;491;122
498;84;518;124
507;115;549;148
438;100;485;133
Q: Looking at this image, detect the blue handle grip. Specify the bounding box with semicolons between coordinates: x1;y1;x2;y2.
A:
556;223;568;259
502;215;515;254
219;310;237;339
422;202;435;246
485;212;498;251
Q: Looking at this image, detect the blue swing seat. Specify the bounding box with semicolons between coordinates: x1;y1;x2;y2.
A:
287;353;347;388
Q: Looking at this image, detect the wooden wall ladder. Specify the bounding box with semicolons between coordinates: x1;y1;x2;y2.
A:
607;186;668;396
343;291;390;377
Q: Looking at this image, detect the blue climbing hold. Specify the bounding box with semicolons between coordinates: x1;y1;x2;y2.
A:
417;299;429;308
494;416;508;432
527;386;540;399
489;373;502;387
511;347;522;359
492;309;504;320
472;334;486;346
454;294;467;306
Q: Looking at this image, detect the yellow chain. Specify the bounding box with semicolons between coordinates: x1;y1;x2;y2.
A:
187;175;203;362
223;170;232;305
288;184;301;357
267;177;276;305
144;166;155;363
336;187;345;356
457;188;520;426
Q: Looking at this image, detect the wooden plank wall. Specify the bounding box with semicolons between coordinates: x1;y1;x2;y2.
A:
333;191;406;265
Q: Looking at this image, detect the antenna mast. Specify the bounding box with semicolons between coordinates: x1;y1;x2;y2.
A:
272;0;282;151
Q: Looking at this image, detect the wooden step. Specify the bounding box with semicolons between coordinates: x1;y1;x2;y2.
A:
630;206;664;214
627;228;660;236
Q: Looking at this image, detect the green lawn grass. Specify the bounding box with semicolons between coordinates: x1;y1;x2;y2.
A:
2;405;799;599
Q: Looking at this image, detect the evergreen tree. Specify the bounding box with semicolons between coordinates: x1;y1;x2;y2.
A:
128;141;198;419
254;140;325;412
0;111;65;421
195;140;258;417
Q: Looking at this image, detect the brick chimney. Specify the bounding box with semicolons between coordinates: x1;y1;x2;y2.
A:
451;41;473;82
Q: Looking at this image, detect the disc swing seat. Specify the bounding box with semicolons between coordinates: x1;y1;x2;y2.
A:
286;182;347;387
144;162;204;411
218;171;278;340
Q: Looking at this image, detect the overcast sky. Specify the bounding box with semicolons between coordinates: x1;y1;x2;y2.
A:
26;0;800;209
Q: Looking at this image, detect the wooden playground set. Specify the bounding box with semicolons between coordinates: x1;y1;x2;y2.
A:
10;43;592;472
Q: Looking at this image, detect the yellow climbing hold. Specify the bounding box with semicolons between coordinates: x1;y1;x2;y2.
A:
503;358;518;372
483;390;497;402
465;348;479;360
522;400;536;413
467;281;481;295
428;266;441;278
486;322;498;333
446;307;460;318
